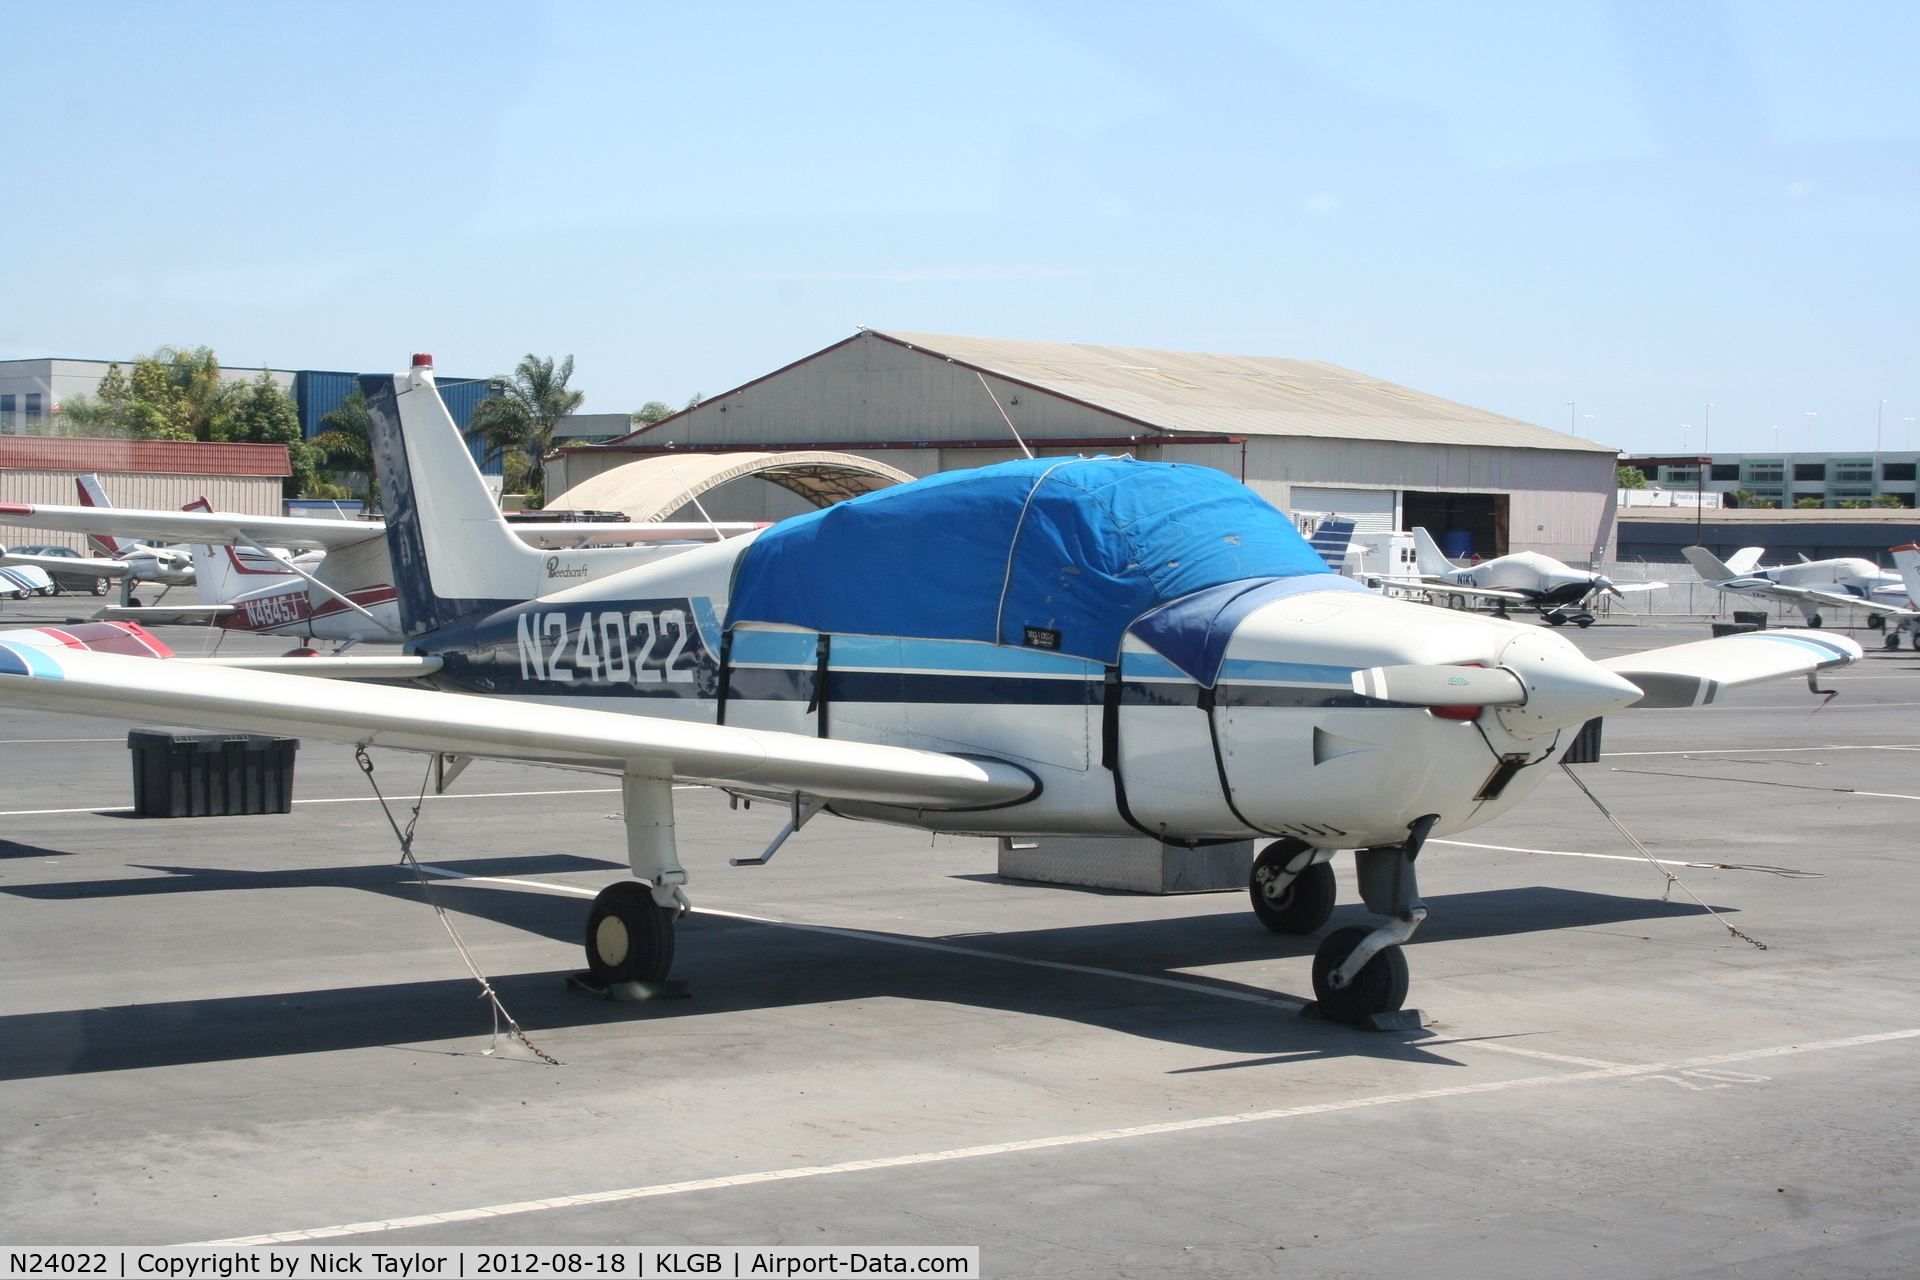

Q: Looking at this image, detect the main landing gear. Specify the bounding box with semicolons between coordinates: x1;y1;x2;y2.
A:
1543;608;1595;629
573;772;691;999
1251;817;1439;1028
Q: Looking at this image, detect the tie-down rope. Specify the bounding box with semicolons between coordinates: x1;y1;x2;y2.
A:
356;746;564;1065
1559;761;1767;951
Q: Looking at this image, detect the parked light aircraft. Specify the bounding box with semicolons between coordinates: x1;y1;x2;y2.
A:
1681;545;1912;629
0;479;761;648
0;356;1862;1026
1366;528;1665;627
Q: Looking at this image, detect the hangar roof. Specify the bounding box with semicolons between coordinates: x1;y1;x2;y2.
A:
871;331;1615;453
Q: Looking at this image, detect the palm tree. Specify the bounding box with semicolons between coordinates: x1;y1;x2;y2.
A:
311;387;378;509
466;354;585;505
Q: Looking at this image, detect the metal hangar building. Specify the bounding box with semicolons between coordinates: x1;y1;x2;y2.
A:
550;330;1619;561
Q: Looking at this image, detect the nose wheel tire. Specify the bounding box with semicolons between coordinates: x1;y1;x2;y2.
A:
1250;848;1336;935
585;881;676;985
1311;925;1410;1023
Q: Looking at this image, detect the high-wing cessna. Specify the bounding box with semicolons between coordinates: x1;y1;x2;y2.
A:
1682;545;1913;629
0;356;1862;1026
1372;528;1666;627
1;481;760;648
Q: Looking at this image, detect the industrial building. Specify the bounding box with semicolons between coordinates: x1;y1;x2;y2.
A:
0;436;291;551
549;330;1619;561
1616;506;1920;566
0;357;502;475
1624;451;1919;508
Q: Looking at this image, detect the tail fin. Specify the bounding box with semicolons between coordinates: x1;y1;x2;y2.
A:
1410;526;1455;575
1306;516;1356;571
180;498;297;604
1723;546;1764;575
75;475;133;558
364;356;544;637
1892;544;1920;607
1682;545;1739;580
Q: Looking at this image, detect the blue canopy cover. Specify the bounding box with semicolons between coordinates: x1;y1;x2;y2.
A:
727;456;1345;671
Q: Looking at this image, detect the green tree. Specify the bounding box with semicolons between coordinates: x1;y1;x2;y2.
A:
1795;496;1824;508
1617;466;1648;489
630;393;703;429
1838;499;1871;509
228;369;318;497
1725;488;1756;508
310;387;378;510
1874;493;1907;508
465;354;585;508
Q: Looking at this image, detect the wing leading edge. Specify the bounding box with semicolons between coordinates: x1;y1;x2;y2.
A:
0;643;1036;809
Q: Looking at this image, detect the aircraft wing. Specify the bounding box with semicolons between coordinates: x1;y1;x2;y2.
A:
0;502;383;552
1711;577;1910;616
1600;629;1862;708
0;551;132;578
1606;581;1666;594
0;643;1035;808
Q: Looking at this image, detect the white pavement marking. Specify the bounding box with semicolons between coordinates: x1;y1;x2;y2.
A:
411;863;1310;1012
192;1027;1920;1245
1431;838;1701;867
1426;1039;1626;1068
1606;744;1920;756
0;737;123;744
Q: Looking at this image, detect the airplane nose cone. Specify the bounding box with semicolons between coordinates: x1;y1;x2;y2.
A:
1494;629;1643;737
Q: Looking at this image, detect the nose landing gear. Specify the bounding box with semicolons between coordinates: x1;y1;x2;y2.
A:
1249;839;1336;934
1305;814;1438;1029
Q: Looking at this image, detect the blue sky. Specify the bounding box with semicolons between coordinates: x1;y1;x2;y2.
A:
4;1;1918;455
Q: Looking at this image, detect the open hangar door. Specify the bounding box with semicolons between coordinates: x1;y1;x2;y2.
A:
1401;491;1508;560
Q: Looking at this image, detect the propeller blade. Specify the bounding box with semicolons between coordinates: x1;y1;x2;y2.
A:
1351;664;1527;706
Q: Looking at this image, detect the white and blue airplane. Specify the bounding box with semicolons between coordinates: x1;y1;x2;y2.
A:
1682;545;1914;629
0;356;1863;1026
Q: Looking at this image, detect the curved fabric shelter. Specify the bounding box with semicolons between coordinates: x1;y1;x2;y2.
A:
545;451;916;521
727;456;1335;666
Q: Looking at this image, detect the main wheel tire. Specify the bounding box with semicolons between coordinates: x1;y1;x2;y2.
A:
1250;844;1336;935
1809;615;1824;628
1886;634;1902;650
1311;925;1410;1023
585;880;676;984
1576;616;1594;629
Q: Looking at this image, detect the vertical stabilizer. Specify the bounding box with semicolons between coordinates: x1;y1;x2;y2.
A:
74;476;132;558
364;356;543;637
1306;516;1356;572
1892;544;1920;607
1410;526;1455;575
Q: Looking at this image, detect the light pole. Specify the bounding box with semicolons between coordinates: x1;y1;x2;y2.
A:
1905;417;1914;452
1680;423;1691;454
1704;402;1714;455
1805;411;1817;450
1878;399;1887;452
1582;413;1594;439
1567;401;1576;434
1771;424;1780;454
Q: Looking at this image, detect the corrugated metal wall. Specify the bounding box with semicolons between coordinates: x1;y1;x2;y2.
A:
0;471;282;551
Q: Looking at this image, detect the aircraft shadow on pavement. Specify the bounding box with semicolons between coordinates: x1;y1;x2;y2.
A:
0;838;78;860
0;857;1725;1082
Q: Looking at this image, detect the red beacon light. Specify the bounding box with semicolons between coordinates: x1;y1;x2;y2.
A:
411;353;434;367
1430;704;1483;721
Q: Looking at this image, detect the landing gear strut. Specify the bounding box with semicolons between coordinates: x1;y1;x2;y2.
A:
1249;839;1335;934
1307;814;1438;1027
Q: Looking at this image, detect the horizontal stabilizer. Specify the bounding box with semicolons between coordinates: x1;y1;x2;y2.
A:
1351;664;1527;706
1600;629;1861;708
1725;547;1764;574
1681;545;1738;580
94;605;236;624
176;655;444;680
